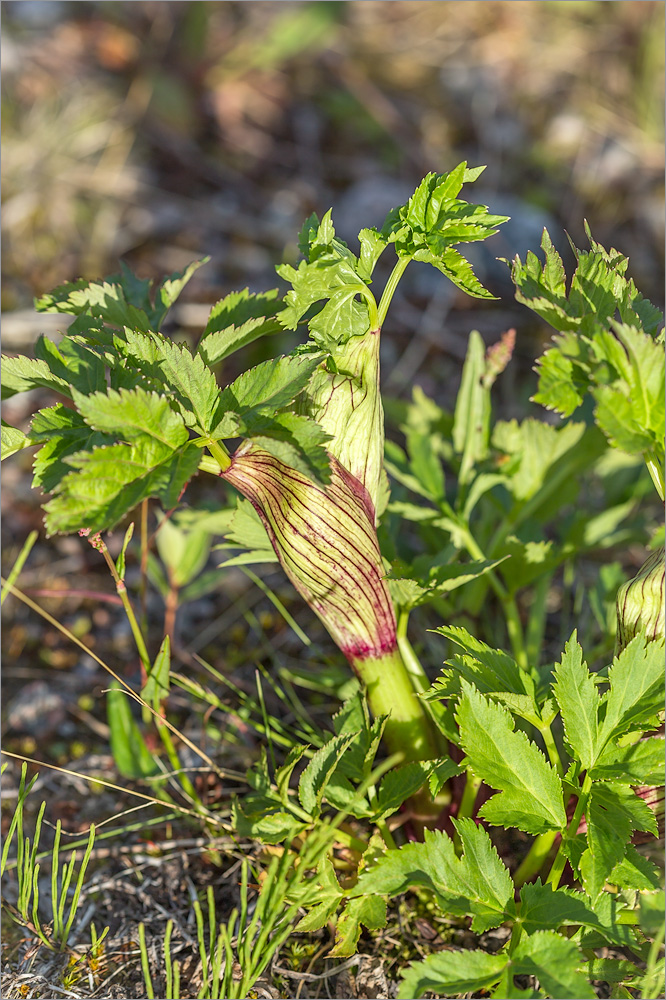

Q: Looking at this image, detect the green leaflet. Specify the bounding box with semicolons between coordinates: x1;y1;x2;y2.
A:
73;387;190;448
298;732;356;817
198;288;285;365
511;931;596;999
456;681;566;834
1;422;32;460
597;634;665;745
120;331;221;434
517;879;604;935
351;819;515;933
35;257;208;332
1;354;73;399
511;226;665;482
552;631;600;770
590;737;666;785
388;558;505;612
214;353;324;431
398;948;508;999
331;895;386;958
43;437;201;535
278;210;374;349
580;782;659;900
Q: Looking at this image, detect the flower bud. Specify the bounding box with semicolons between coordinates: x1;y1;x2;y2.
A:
615;545;665;654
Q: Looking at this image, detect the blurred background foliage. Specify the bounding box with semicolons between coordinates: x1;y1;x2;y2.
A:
2;0;663;333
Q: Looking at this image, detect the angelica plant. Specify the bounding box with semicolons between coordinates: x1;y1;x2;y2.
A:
1;164;507;773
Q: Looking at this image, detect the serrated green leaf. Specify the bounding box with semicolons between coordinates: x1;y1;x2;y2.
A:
152;257;208;328
30;404;115;493
513;930;595;999
583;958;640;985
1;354;73;399
590;737;665;784
34;335;107;396
552;632;600;769
243;411;332;484
36;276;152;331
120;331;221;433
214;353;322;435
457;681;566;834
352;819;515;933
518;879;604;934
431;626;529;697
231;798;306;844
331;895;387;957
275;745;309;807
44;436;200;535
372;762;433;821
1;422;32;460
73;386;188;448
388;558;505;612
428;758;463;797
581;782;657;899
609;845;662;891
298;732;356;817
597;634;666;747
204;286;284;336
398;948;507;999
277;213;373;348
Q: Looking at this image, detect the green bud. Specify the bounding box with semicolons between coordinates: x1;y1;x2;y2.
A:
300;329;387;524
615;545;665;654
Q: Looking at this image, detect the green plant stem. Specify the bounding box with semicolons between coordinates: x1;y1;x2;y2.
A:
539;723;564;777
459;525;528;669
513;830;559;887
356;647;440;763
377;256;410;326
456;771;481;822
508;920;523;955
396;610;433;695
207;438;232;472
97;542;151;675
547;774;592;889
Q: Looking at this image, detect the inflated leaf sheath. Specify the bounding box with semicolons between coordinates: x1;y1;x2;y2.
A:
222;444;396;661
301;328;384;523
615;545;665;654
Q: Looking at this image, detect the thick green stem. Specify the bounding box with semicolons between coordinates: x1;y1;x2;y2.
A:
354;647;440;763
